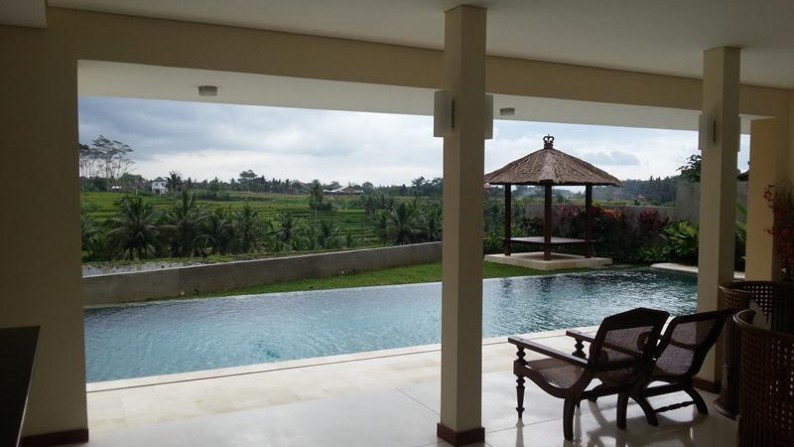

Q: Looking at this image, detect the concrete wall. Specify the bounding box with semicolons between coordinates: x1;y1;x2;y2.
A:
84;243;442;305
675;181;748;224
0;24;88;438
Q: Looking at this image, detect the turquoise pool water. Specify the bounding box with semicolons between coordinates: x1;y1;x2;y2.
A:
84;269;696;382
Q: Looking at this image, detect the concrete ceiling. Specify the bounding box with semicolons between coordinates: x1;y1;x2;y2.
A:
0;1;772;132
51;0;794;88
79;61;756;133
0;0;45;27
78;60;755;133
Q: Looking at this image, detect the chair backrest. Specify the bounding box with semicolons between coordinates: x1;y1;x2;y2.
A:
721;281;794;332
734;309;794;445
654;309;733;378
588;307;669;368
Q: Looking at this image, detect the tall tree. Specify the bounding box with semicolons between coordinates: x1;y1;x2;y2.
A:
233;203;264;253
162;191;206;257
91;135;135;183
166;170;183;194
238;170;259;191
274;212;299;250
203;207;234;255
107;194;160;260
386;201;420;245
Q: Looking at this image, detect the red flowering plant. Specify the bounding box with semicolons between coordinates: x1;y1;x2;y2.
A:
764;184;794;280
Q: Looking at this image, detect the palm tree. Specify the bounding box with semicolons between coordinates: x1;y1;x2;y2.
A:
273;212;298;250
233;203;263;253
308;179;325;210
162;191;206;257
203;207;233;255
420;203;442;242
316;220;340;249
387;201;420;245
107;194;160;260
372;211;390;245
166;170;183;194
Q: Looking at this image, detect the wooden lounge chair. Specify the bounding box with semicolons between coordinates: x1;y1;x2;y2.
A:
568;309;733;426
508;307;669;440
626;309;733;426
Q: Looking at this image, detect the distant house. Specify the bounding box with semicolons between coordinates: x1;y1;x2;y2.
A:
324;185;364;195
151;177;168;195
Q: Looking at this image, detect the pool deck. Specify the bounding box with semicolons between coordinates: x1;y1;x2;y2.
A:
651;262;745;280
79;327;737;446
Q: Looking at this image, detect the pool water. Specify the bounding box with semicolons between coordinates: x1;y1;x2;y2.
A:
84;269;696;382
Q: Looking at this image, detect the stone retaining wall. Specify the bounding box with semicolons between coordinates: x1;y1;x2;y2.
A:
83;242;442;306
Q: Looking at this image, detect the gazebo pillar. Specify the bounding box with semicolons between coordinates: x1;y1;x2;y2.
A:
504;183;512;256
544;184;552;260
585;185;593;258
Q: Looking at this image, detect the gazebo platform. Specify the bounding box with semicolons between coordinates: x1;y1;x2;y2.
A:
485;251;612;271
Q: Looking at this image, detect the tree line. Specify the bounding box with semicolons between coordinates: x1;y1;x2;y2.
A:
81;191;443;262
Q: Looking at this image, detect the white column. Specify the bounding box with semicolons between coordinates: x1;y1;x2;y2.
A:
438;5;487;446
697;47;740;384
746;119;787;280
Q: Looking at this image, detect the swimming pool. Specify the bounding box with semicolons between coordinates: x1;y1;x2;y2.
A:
84;269;696;382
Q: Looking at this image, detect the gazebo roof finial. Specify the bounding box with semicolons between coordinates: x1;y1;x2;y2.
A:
543;134;555;149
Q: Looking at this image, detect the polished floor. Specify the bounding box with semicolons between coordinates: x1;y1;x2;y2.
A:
74;330;737;446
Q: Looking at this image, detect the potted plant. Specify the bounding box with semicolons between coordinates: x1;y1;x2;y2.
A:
764;184;794;281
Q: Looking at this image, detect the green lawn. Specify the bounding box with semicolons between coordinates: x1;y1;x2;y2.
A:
202;261;598;298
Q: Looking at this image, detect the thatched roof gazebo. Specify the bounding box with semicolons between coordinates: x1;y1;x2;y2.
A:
484;135;623;261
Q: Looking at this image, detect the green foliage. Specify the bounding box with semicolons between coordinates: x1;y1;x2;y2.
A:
661;221;699;265
678;154;702;182
203;207;234;255
233;203;265;253
162;191;207;257
308;179;332;211
107;194;161;260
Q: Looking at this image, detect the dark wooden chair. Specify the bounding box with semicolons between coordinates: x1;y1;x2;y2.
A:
626;309;733;426
734;309;794;446
508;307;669;440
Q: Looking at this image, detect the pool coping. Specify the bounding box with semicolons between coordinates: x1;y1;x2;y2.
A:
86;326;599;393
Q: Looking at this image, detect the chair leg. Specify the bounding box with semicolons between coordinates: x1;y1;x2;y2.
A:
563;398;576;441
617;393;629;430
633;394;659;426
684;386;708;414
516;375;525;419
587;384;603;402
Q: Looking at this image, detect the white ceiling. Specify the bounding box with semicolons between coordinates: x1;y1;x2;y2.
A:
0;0;45;27
0;1;777;131
79;61;757;133
51;0;794;88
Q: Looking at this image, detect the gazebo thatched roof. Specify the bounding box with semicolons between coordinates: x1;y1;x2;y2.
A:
484;136;623;187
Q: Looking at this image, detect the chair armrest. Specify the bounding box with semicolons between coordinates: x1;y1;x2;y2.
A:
508;336;588;367
566;329;596;343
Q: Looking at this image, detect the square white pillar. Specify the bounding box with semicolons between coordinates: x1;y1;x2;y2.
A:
437;5;487;446
746;118;788;280
697;46;740;385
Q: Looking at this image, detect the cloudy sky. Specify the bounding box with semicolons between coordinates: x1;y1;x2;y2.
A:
78;97;750;186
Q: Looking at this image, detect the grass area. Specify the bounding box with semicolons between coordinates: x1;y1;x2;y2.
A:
202;261;599;298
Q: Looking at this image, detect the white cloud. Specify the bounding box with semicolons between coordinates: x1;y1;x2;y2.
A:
79;97;751;185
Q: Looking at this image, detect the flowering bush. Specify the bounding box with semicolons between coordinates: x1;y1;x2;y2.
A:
764;184;794;279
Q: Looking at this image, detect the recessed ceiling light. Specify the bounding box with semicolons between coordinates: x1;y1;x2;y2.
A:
500;107;515;116
198;85;218;96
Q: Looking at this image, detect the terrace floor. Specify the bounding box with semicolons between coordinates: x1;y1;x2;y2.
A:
74;328;737;446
